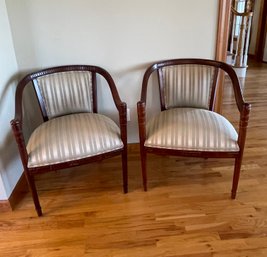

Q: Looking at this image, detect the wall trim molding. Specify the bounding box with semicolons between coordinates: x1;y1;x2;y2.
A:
0;200;12;212
9;173;28;209
0;173;28;212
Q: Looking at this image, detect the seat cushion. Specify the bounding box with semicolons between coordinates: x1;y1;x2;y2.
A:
145;108;239;152
27;113;123;168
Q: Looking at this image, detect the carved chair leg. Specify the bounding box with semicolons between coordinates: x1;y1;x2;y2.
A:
24;171;42;216
231;156;242;199
140;148;147;191
122;147;128;193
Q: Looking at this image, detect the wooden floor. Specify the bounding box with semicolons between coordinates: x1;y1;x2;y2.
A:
1;60;267;256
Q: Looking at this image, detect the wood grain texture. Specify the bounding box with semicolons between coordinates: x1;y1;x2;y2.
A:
1;60;267;256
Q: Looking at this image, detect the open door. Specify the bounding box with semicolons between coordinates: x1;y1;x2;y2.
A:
255;0;267;62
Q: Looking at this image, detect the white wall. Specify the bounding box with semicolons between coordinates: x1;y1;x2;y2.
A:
2;0;219;199
0;0;21;199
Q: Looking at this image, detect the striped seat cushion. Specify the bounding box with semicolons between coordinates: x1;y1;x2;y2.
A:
27;113;123;168
145;108;239;152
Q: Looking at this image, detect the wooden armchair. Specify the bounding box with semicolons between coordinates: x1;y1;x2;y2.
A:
11;65;127;216
137;58;251;198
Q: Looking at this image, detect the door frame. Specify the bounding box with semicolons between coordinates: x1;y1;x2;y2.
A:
215;0;232;112
255;0;267;61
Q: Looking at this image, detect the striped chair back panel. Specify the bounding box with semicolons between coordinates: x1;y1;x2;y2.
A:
161;64;216;110
36;71;93;119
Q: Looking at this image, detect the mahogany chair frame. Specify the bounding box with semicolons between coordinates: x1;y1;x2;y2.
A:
11;65;128;216
137;58;251;198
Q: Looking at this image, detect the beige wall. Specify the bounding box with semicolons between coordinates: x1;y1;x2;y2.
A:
6;0;218;143
1;0;219;199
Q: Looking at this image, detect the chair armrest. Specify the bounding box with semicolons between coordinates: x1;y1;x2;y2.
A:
137;101;146;144
10;73;34;167
10;118;28;167
140;63;159;104
237;102;251;151
118;101;127;145
218;62;252;151
230;79;247;114
91;66;127;144
103;72;127;144
107;81;124;112
138;63;161;143
219;61;248;113
94;66;127;144
95;67;125;112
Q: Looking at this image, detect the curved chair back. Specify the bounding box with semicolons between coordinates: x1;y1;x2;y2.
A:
159;64;218;110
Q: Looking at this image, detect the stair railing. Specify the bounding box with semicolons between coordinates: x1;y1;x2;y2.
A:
229;7;253;68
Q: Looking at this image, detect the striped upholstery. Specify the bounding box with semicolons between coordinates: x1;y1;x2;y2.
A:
27;113;123;168
37;71;93;119
161;64;215;109
145;108;239;152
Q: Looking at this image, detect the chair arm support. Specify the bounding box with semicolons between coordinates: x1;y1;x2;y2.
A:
231;83;247;113
14;100;23;124
140;63;159;103
237;102;251;151
137;101;146;144
218;61;247;113
10;118;28;167
10;74;32;168
107;84;124;112
95;67;125;112
118;102;127;145
13;73;34;123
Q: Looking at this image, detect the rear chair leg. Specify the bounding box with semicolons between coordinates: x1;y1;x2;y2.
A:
122;147;128;193
140;148;147;191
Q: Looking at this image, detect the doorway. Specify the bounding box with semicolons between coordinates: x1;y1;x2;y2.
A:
254;0;267;62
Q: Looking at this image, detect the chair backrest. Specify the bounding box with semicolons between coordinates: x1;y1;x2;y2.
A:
32;66;97;120
157;61;219;111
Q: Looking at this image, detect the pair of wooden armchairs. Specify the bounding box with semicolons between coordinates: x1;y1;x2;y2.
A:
11;59;250;216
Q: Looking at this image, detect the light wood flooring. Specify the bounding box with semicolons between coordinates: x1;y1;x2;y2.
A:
1;60;267;256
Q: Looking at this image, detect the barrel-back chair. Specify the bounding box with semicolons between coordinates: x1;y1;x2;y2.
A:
137;58;251;198
11;65;127;216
